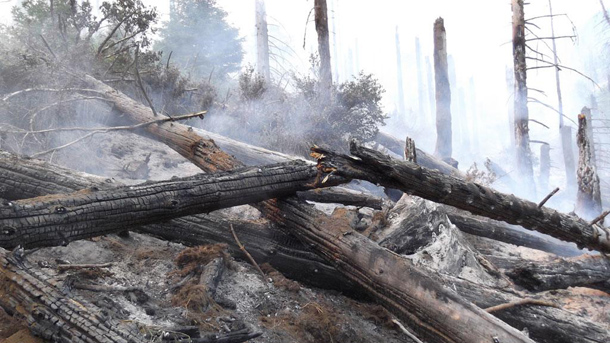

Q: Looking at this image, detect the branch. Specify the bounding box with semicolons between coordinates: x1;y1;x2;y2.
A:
2;88;104;103
96;11;134;56
134;46;159;117
600;0;610;28
538;187;560;208
485;299;559;313
230;224;265;278
527;64;600;88
527;97;578;126
529;118;550;129
526;35;576;41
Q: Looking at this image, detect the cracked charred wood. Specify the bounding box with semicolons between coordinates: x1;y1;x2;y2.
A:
0;150;360;294
262;198;534;343
0;248;145;343
0;161;336;249
576;112;603;221
75;75;601;341
0;141;605;343
439;272;610;343
506;254;610;292
296;188;384;209
313;142;610;253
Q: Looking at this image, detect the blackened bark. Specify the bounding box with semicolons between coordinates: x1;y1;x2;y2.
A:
0;161;333;249
0;248;145;342
576;112;602;220
313;142;610;253
507;254;610;292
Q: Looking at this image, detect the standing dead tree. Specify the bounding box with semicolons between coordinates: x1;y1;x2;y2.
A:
512;0;535;195
255;0;271;81
576;112;603;220
314;0;332;99
395;27;406;117
433;17;453;163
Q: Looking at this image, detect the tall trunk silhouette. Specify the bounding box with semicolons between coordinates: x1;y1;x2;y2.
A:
433;18;453;163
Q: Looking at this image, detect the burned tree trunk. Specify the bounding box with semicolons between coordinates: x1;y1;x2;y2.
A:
395;26;406;117
313;142;610;253
576;113;602;220
0;146;606;343
0;249;144;342
415;37;426;120
314;0;332;98
539;143;551;194
0;161;332;249
512;0;535;195
264;199;534;343
433;17;452;162
255;0;270;81
549;0;577;187
507;254;610;292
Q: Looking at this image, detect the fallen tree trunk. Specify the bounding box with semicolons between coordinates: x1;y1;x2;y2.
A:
444;207;583;257
0;248;145;343
263;198;534;343
296;188;385;209
0;150;605;343
506;254;610;292
313;142;610;253
0;161;333;249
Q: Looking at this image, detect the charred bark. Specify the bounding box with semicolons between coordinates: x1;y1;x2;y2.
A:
0;248;145;343
433;17;452;161
313;142;610;253
0;147;605;342
507;254;610;292
0;161;333;249
512;0;535;195
264;198;534;343
576;112;602;221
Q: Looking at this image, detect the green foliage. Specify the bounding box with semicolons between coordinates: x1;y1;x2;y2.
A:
155;0;243;81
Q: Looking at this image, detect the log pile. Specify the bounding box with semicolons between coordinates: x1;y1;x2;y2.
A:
0;75;609;343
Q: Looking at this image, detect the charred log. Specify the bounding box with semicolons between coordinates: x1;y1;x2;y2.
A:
506;254;610;292
0;161;336;249
313;142;610;253
0;248;145;343
296;188;385;209
263;198;534;343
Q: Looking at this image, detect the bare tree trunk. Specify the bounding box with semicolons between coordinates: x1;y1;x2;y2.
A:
576;112;603;220
549;0;577;188
255;0;270;81
512;0;536;196
426;56;436;125
314;0;332;99
539;143;551;194
395;27;406;117
433;17;452;162
506;65;516;148
415;37;426;119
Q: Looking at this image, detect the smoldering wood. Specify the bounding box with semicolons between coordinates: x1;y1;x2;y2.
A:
0;160;334;249
433;17;452;161
0;248;145;343
377;197;609;343
512;0;536;193
0;148;605;342
313;142;610;253
506;254;610;292
73;74;607;341
576;113;603;220
263;198;534;343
